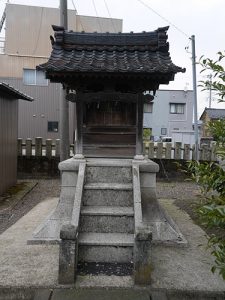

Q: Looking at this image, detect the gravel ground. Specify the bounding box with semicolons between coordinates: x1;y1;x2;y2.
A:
156;180;201;200
0;179;60;234
0;179;202;235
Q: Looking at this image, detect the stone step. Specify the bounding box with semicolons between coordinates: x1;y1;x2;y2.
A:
84;183;133;190
81;205;134;216
83;188;133;206
85;165;132;184
80;206;134;233
78;232;134;263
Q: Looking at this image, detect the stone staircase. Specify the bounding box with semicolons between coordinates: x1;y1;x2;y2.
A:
78;160;134;264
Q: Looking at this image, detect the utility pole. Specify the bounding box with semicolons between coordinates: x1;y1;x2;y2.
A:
208;73;212;108
59;0;70;161
191;35;199;161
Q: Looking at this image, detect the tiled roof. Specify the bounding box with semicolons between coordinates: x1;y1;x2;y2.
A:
38;26;185;79
203;108;225;119
0;82;33;101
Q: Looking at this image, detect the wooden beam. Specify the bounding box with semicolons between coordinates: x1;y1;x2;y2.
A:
75;93;83;157
135;94;144;157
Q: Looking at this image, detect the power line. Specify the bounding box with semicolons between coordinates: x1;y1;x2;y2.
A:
92;0;103;32
136;0;189;38
70;0;85;31
103;0;116;32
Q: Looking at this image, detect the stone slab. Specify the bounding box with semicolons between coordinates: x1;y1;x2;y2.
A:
85;165;132;184
33;289;52;300
52;288;149;300
86;158;132;167
79;232;134;246
81;206;134;216
83;189;133;206
80;214;134;233
84;183;132;190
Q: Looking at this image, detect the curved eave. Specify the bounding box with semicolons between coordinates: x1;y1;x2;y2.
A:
44;70;180;83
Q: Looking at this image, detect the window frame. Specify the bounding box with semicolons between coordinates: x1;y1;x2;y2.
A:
144;102;153;113
48;121;59;133
169;103;185;114
23;68;48;86
161;128;167;135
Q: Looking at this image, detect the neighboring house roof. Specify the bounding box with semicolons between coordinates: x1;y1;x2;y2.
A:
0;82;33;101
200;108;225;120
38;25;185;86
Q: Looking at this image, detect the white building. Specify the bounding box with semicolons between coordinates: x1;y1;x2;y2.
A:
143;89;194;143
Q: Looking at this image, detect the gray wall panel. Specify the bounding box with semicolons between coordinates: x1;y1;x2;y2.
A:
0;96;18;195
1;78;75;143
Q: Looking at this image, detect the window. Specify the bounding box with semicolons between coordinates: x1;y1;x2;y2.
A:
161;128;167;135
144;103;153;113
170;103;185;114
23;69;48;86
48;121;58;132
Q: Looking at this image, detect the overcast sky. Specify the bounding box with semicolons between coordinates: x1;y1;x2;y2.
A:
0;0;225;116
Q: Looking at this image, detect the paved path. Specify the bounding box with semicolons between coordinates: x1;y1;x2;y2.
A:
0;181;224;299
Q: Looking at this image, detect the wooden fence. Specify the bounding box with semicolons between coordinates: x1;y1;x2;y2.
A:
17;138;217;161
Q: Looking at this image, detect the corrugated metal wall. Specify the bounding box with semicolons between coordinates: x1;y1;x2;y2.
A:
1;78;75;142
0;96;18;195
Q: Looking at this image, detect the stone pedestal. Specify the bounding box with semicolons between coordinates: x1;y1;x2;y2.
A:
28;158;85;244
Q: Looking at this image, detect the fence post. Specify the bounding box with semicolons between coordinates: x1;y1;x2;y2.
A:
211;142;217;161
201;144;210;161
174;142;182;160
55;139;60;158
35;137;43;157
73;142;76;157
143;141;147;155
148;142;154;159
165;143;172;159
192;144;196;160
183;144;190;160
17;138;23;156
46;139;52;159
156;142;163;159
26;138;32;157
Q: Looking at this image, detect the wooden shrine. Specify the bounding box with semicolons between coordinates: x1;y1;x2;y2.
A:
38;25;184;158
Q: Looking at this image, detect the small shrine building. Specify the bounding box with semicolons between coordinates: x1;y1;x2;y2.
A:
38;25;184;158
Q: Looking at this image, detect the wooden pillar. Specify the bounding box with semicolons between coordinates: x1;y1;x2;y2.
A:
75;93;84;158
135;94;144;159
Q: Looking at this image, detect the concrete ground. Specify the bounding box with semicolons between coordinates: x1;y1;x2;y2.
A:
0;184;225;299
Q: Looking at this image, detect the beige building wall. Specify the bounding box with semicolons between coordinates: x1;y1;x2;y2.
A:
5;4;122;57
0;4;122;142
0;4;122;79
0;55;47;78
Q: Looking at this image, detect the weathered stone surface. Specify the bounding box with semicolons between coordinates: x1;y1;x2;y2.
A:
134;229;152;285
58;239;77;284
51;289;149;300
138;159;159;173
80;215;134;233
83;189;133;207
29;160;85;243
60;224;77;240
59;158;83;171
79;245;133;263
85;166;132;184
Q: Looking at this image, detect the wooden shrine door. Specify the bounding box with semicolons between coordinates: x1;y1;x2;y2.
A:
81;93;137;157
